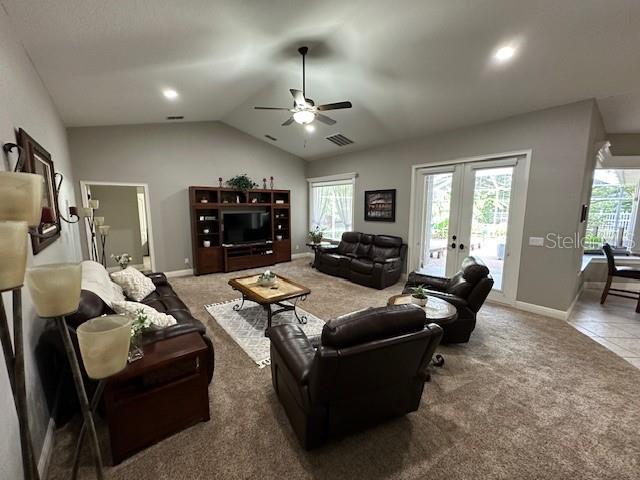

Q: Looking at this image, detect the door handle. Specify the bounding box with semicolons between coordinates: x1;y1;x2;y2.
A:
459;243;465;250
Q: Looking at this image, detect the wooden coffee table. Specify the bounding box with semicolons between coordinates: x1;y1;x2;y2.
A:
387;294;457;367
228;273;311;336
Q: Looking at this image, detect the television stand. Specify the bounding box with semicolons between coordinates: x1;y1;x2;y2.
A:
222;242;275;272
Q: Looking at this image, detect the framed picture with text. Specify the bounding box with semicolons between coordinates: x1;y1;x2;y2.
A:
364;189;396;222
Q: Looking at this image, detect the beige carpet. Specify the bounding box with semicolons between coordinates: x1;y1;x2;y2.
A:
47;259;640;480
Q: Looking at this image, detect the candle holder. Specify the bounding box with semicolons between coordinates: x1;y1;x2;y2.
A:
26;264;106;480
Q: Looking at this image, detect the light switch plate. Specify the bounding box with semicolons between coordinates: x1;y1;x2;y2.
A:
529;237;544;247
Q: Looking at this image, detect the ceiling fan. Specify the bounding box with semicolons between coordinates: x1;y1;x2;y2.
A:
254;46;352;127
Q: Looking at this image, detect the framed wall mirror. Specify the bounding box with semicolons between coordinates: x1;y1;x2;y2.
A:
80;181;156;273
18;128;61;253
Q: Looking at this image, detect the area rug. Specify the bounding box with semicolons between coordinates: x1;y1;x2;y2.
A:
205;298;325;367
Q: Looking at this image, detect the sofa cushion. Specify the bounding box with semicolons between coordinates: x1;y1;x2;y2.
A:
336;232;361;255
369;235;402;261
321;253;346;267
321;305;425;349
355;234;373;258
350;258;374;274
110;267;156;301
460;256;490;284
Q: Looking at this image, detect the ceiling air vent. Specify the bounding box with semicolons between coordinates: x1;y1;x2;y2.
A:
166;115;184;120
265;134;277;141
325;133;354;147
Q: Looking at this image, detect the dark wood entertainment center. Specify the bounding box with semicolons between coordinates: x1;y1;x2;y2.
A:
189;186;291;274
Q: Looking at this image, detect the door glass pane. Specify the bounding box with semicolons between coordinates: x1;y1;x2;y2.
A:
418;173;453;277
470;167;513;290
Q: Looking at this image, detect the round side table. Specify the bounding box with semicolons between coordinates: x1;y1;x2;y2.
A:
387;294;457;367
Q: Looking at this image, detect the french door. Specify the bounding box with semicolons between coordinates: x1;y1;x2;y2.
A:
415;157;527;304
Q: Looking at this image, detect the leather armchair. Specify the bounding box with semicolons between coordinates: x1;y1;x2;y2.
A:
403;256;493;343
315;232;407;289
270;305;443;450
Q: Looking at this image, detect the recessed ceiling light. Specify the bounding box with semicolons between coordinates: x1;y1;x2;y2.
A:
305;124;315;133
494;45;516;62
163;88;179;100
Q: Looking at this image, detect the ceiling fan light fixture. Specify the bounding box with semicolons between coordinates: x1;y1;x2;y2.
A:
305;124;315;133
293;110;315;125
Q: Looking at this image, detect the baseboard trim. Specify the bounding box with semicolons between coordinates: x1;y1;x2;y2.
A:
38;416;56;478
584;281;640;291
165;268;194;278
292;252;313;260
513;300;569;320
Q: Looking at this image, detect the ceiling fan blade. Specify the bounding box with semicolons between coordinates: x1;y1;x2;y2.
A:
254;106;291;110
316;114;337;126
317;101;352;111
282;117;294;126
290;89;307;108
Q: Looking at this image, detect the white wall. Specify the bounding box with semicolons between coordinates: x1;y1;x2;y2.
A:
0;9;82;479
306;100;603;312
67;122;307;272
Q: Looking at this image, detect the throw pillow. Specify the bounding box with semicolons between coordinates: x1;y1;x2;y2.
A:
111;301;177;328
110;267;156;302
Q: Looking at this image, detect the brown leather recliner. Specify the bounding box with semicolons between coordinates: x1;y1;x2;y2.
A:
403;256;493;344
269;305;443;450
315;232;407;289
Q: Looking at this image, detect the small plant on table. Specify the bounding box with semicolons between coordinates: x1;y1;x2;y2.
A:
411;285;429;307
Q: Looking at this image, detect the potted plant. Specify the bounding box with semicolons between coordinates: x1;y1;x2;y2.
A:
258;270;277;287
111;253;132;269
129;308;151;362
411;285;429;307
308;226;324;244
226;174;258;191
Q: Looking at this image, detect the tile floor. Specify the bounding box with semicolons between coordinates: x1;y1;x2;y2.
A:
568;288;640;369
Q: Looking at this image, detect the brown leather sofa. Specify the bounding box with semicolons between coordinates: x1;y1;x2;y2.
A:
47;272;214;422
314;232;407;289
269;305;443;450
403;256;493;344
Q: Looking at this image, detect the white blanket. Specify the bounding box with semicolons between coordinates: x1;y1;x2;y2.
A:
81;260;126;307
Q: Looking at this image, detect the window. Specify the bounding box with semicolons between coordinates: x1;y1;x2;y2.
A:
585;169;639;252
308;175;355;241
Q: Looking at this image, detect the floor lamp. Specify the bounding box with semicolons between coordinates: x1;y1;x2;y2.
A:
0;170;45;480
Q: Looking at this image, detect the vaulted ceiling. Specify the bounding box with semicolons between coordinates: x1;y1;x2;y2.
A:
3;0;640;159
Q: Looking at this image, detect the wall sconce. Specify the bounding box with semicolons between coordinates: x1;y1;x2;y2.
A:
3;143;79;240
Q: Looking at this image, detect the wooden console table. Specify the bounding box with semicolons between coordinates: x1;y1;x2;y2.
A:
103;333;210;464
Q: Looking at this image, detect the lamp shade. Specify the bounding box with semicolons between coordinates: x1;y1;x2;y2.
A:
82;207;93;217
93;216;105;226
88;199;99;209
0;221;28;292
98;225;111;236
77;315;132;379
0;172;44;227
26;263;81;317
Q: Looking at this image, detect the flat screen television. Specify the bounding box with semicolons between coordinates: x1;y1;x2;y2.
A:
223;211;271;244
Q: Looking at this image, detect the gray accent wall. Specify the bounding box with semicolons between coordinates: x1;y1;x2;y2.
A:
67;122;308;272
1;10;82;478
306;100;604;312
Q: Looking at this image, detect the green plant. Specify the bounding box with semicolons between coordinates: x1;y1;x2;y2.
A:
131;309;151;337
259;270;276;281
308;226;324;244
411;285;429;299
226;174;258;191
